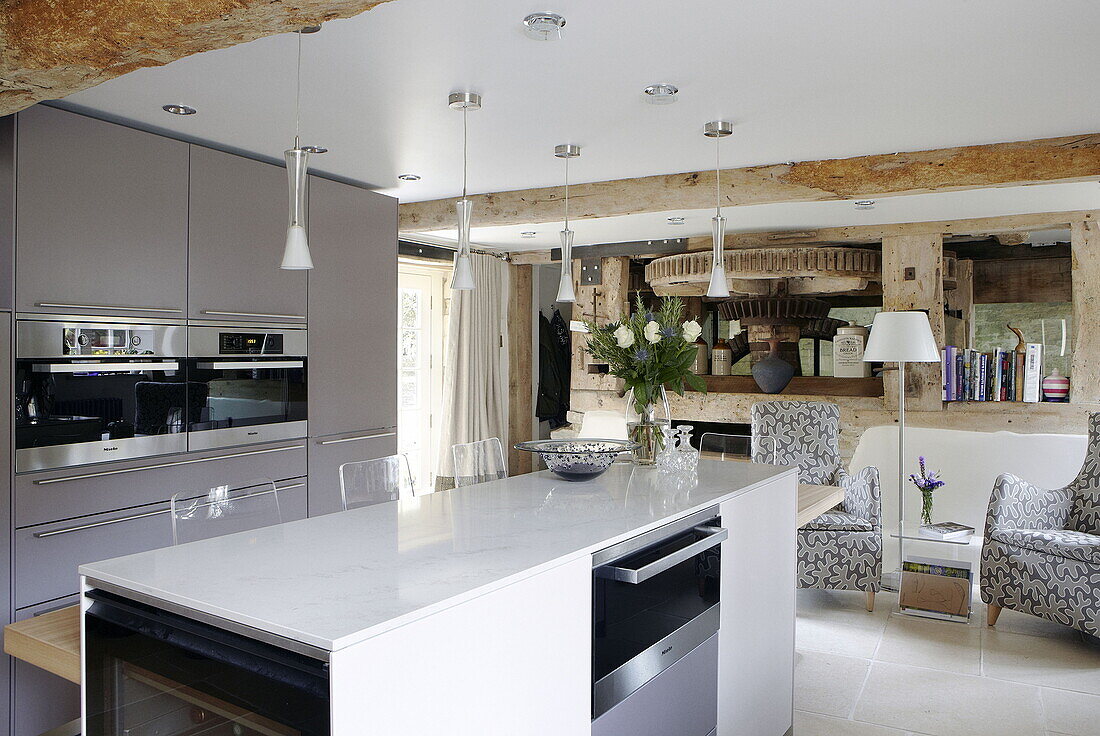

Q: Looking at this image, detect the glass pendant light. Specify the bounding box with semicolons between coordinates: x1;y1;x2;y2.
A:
281;28;315;270
703;120;733;298
449;92;482;291
554;143;581;303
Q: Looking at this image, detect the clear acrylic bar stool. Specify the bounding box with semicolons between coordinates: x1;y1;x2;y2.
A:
339;454;414;510
451;437;508;487
170;478;282;545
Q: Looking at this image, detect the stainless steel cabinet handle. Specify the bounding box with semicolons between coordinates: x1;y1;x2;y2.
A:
195;360;304;370
32;361;180;374
33;482;305;537
184;482;305;511
36;302;184;314
201;310;306;320
595;525;728;584
32;445;305;485
318;429;397;445
33;507;170;537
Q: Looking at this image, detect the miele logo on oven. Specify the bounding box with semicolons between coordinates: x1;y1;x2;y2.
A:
661;645;674;656
102;446;119;452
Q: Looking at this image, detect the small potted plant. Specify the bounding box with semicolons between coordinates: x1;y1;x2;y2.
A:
908;456;945;526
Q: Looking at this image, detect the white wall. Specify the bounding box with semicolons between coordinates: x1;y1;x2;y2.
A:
850;425;1087;570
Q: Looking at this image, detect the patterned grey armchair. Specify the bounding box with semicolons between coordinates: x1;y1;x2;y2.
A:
981;413;1100;635
752;401;882;610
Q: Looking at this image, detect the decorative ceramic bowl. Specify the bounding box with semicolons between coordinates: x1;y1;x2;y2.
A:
513;439;639;482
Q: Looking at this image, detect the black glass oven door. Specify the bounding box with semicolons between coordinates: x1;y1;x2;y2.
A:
186;359;306;445
85;590;329;736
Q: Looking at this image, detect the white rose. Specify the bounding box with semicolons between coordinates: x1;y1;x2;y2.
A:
682;320;702;342
613;324;635;348
643;320;662;344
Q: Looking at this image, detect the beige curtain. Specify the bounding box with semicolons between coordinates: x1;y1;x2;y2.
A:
436;254;509;479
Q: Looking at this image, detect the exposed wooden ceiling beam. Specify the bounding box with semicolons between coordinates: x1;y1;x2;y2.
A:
0;1;392;116
399;135;1100;233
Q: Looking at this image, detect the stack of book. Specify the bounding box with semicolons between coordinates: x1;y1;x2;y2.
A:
941;344;1042;402
900;556;973;622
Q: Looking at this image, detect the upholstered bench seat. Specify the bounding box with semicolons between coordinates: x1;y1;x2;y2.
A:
802;510;875;532
990;528;1100;565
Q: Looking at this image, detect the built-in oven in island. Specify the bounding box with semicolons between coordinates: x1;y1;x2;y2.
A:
592;506;726;736
185;325;307;452
15;319;188;472
84;587;330;735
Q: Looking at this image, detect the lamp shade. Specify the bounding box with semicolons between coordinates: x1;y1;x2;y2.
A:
452;253;475;290
280;224;314;270
556;228;577;303
863;311;940;363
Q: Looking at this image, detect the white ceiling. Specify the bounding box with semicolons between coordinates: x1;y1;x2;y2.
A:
56;0;1100;249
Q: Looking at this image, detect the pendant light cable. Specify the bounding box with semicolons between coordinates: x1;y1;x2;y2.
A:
715;132;721;217
564;155;570;229
462;105;468;199
294;30;302;149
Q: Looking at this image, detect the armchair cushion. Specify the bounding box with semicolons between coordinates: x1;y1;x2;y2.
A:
837;465;881;528
802;510;873;532
989;528;1100;565
984;473;1075;536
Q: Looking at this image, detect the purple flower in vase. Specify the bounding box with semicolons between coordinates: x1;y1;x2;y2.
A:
660;325;679;338
633;348;650;362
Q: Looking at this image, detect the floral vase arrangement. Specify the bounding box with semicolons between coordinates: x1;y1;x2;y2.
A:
908;456;945;526
584;296;706;464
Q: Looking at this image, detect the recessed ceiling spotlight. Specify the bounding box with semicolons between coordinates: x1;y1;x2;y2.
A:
162;104;197;116
854;200;876;209
667;217;686;225
520;231;537;238
398;173;421;181
523;12;566;40
301;145;328;154
643;84;679;105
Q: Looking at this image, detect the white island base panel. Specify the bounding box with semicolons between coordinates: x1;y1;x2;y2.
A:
80;461;797;736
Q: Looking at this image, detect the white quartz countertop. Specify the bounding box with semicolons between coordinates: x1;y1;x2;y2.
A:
80;460;794;652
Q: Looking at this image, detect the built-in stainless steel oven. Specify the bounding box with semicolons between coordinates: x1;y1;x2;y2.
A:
84;587;330;735
185;326;307;451
15;319;188;472
592;507;726;736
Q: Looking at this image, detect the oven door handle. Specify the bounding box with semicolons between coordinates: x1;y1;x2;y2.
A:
31;361;181;373
194;360;304;370
595;525;728;584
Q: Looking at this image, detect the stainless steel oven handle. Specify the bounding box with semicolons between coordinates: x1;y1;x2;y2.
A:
32;445;305;485
195;360;304;370
595;525;728;584
36;302;184;314
318;429;397;445
201;310;306;320
33;482;305;537
32;361;180;373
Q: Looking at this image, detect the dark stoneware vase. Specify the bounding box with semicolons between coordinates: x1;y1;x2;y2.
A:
752;338;795;394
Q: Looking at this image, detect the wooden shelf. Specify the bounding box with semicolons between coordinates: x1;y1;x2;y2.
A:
691;375;884;397
4;605;80;684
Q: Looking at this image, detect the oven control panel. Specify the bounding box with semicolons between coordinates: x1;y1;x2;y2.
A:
219;332;284;355
63;327;156;356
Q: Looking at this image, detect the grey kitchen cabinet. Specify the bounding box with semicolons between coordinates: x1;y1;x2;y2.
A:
15;440;307;528
11;597;79;736
15;480;307;608
13;106;188;318
306;175;398;437
188;146;308;323
0;117;14;310
307;430;397;516
0;315;11;733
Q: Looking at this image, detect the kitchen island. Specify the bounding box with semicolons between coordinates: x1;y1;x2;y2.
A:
79;460;798;736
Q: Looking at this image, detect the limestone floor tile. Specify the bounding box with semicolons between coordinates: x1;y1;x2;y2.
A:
986;606;1083;640
853;661;1045;736
797;589;894;658
982;628;1100;695
795;650;872;718
1040;687;1100;735
873;614;982;675
794;710;908;735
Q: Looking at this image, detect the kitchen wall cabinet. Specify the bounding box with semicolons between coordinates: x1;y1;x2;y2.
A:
0;315;11;732
306;175;397;437
307;430;397;516
13;106;188;318
188;146;308;323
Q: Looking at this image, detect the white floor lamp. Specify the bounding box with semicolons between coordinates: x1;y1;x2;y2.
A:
863;311;941;588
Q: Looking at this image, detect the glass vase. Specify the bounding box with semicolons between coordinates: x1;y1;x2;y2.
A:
920;489;934;526
624;386;671;465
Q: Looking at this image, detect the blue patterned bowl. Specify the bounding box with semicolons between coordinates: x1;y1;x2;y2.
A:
514;439;639;481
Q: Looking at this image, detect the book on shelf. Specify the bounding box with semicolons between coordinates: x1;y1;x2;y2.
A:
918;521;975;540
900;555;973;622
940;344;1042;403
